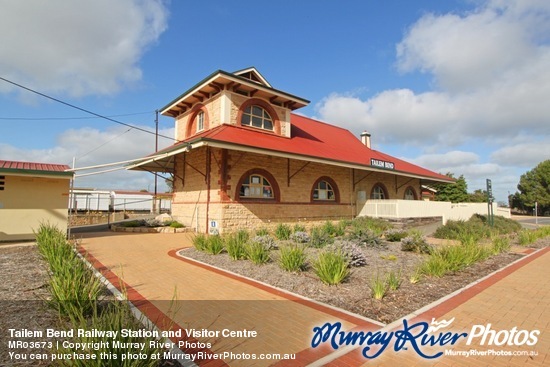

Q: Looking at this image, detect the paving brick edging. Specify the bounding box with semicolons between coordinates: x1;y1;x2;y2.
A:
77;246;229;367
313;246;550;366
170;249;383;328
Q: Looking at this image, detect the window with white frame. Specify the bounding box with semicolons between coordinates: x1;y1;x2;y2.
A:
241;105;273;131
313;180;335;201
239;174;274;199
371;184;386;199
196;111;205;132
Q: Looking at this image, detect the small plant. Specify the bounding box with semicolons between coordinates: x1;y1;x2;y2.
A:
347;227;384;248
491;236;511;254
329;240;367;267
518;230;538;245
310;226;332;248
275;223;293;240
251;235;276;250
419;255;448;278
204;235;224;255
384;228;408;242
169;221;184;228
293;223;306;233
380;254;398;261
409;268;422;284
401;231;432;254
278;244;307;272
245;241;271;265
369;272;387;300
290;231;311;244
192;233;208;251
118;219;145;228
313;250;349;285
225;230;249;260
255;227;270;236
386;269;402;291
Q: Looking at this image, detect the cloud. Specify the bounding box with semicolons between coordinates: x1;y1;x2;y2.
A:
491;142;550;167
0;0;168;98
0;125;175;191
315;0;550;149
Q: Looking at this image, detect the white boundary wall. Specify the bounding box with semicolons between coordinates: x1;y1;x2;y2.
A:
359;200;510;224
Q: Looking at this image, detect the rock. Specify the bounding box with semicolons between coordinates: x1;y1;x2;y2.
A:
155;213;173;223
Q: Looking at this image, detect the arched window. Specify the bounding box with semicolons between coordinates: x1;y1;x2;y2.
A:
236;169;280;202
196;111;204;132
370;183;389;200
187;105;208;138
241;105;273;131
404;187;417;200
311;177;340;203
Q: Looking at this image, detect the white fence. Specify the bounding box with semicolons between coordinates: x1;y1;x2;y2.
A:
358;200;510;224
71;191;171;212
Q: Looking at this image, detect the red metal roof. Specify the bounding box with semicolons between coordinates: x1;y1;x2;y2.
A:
0;160;72;174
148;114;453;182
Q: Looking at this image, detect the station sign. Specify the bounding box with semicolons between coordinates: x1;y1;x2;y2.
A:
371;158;395;170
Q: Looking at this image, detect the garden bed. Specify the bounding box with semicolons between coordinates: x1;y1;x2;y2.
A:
180;241;524;324
179;218;549;324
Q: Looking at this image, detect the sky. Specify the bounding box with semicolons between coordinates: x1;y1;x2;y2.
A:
1;0;549;203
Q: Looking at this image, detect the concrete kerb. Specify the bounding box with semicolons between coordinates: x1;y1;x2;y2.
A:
305;246;550;366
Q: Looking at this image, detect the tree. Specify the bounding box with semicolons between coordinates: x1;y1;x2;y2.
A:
515;160;550;215
433;173;469;203
468;189;489;203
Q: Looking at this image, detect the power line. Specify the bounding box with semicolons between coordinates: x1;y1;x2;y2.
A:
0;76;176;142
0;111;153;121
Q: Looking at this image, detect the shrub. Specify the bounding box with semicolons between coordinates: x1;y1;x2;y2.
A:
293;223;306;233
278;244;307;272
384;229;408;242
313;251;349;285
387;269;402;291
310;226;332;248
225;230;249;260
321;221;340;237
420;241;492;277
204;235;224;255
491;236;511;254
290;231;311;244
329;240;367;267
118;220;145;228
251;235;276;250
347;227;384;248
255;228;270;236
169;221;184;228
401;231;432;254
35;223;102;320
434;214;522;240
192;233;208;251
409;268;422;284
369;272;387;300
275;223;293;240
419;255;448;278
350;216;392;236
245;241;271;265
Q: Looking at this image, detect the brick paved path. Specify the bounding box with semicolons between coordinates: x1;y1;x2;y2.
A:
79;232;549;367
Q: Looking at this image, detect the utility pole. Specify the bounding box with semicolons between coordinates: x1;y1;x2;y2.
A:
154;110;159;214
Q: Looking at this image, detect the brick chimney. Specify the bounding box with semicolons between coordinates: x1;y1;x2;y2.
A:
360;131;371;149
